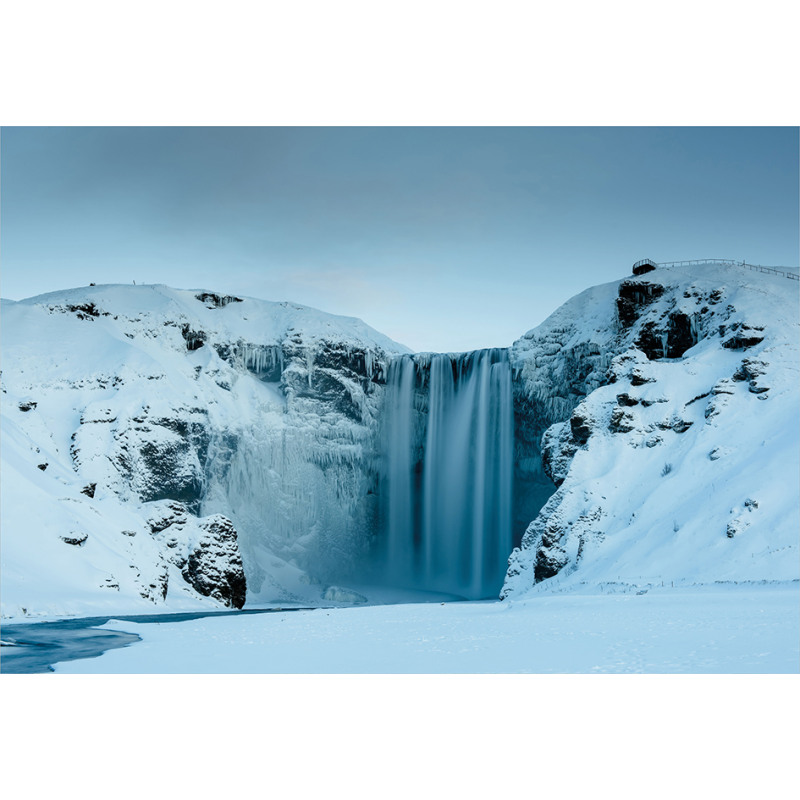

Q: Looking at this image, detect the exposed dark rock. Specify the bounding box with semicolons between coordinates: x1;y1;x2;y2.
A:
732;358;769;394
18;400;37;412
664;311;699;357
143;502;244;607
123;412;210;513
81;409;117;424
640;397;667;407
726;520;743;538
634;321;664;360
570;408;594;445
722;332;764;350
616;393;639;406
540;422;576;487
181;516;247;609
534;530;569;583
69;432;79;467
181;324;207;351
65;302;101;320
138;438;206;509
636;311;699;360
280;338;386;421
310;341;373;377
616;280;665;328
656;416;693;433
195;292;243;308
630;369;655;386
80;482;97;498
712;379;735;395
685;391;711;406
37;463;48;471
671;419;693;433
608;350;648;385
609;407;636;433
61;532;88;546
704;399;724;420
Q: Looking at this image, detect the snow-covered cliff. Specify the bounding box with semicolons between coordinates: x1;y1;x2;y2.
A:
1;285;407;617
2;264;797;618
503;263;800;598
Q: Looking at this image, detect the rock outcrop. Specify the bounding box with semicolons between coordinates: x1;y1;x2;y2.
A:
502;264;799;598
1;284;407;617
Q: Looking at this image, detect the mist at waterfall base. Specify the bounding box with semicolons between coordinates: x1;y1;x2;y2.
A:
377;349;514;600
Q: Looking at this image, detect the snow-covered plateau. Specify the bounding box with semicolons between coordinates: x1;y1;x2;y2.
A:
1;264;798;657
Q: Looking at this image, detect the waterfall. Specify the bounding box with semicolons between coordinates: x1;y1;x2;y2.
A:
380;348;513;599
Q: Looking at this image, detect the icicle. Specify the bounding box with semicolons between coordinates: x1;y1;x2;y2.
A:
364;349;374;379
306;347;315;389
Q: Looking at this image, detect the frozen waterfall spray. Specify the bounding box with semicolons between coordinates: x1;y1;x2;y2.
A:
380;349;513;599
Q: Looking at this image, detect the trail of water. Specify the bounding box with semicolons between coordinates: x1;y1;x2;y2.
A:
0;608;305;673
381;349;513;599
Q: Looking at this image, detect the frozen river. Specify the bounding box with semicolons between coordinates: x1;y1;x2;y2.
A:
6;582;794;674
0;608;309;673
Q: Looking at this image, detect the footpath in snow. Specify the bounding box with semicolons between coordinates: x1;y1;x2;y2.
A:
51;583;800;673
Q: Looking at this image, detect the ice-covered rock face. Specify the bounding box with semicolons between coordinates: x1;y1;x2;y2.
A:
502;264;800;599
1;285;407;617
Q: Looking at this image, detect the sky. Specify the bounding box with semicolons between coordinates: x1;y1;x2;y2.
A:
1;126;798;352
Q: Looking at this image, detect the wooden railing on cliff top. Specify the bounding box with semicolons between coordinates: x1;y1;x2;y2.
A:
656;258;799;281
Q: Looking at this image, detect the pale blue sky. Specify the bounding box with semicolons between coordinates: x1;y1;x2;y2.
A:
2;127;797;352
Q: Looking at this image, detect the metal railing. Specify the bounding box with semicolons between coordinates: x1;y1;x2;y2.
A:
656;258;799;281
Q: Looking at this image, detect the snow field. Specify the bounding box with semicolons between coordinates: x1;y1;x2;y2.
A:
53;583;800;673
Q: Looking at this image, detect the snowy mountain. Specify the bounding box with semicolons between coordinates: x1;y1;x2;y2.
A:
1;264;797;619
1;285;407;617
503;263;800;598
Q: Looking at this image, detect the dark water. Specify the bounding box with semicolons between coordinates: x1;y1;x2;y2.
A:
0;607;309;674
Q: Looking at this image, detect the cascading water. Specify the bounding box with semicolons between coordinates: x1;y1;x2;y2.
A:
380;348;513;599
